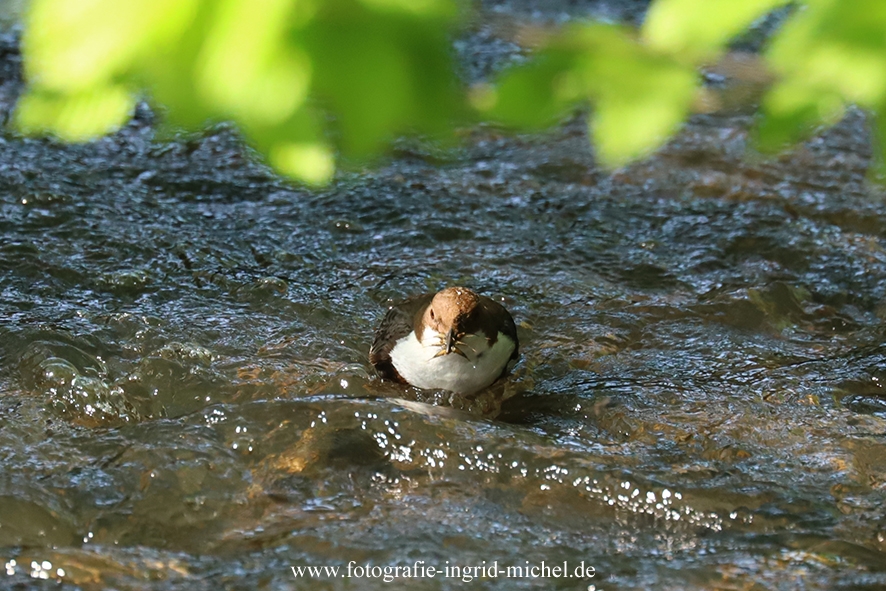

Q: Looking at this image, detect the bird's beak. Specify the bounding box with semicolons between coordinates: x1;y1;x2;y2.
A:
447;329;469;358
445;329;456;354
433;329;468;359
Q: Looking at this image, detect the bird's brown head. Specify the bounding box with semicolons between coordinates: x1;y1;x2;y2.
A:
417;287;481;358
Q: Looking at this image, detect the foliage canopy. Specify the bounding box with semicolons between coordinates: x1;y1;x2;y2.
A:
15;0;886;183
18;0;463;185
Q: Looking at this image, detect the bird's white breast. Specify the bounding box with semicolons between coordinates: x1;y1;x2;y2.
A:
389;328;515;395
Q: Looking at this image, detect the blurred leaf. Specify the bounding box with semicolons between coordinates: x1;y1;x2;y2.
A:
241;103;333;185
18;0;464;185
757;0;886;152
481;24;698;167
269;142;335;185
302;0;463;159
16;86;134;141
359;0;457;18
25;0;198;92
574;26;698;167
135;4;227;131
643;0;788;62
766;0;886;105
21;0;886;182
755;80;844;152
195;0;311;126
477;51;578;129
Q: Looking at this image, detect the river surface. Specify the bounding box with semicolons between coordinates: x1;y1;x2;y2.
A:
3;2;886;590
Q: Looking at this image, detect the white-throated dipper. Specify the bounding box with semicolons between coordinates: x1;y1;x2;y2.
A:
369;287;518;395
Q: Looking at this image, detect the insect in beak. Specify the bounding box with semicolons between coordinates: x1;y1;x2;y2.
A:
432;329;469;359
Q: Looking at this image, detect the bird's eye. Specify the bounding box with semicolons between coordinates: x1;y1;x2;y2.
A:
429;309;435;320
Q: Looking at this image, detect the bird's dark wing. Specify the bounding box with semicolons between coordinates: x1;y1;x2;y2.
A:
476;296;519;360
474;296;519;383
500;306;519;362
369;293;433;382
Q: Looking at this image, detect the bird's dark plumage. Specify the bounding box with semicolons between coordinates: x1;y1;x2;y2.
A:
369;293;434;383
369;289;519;390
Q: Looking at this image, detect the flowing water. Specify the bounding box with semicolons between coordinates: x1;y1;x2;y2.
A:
3;3;886;590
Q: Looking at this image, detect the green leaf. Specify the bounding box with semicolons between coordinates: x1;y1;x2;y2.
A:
477;51;579;129
241;104;334;186
571;26;698;166
302;0;464;159
766;0;886;105
591;66;697;168
757;0;886;153
24;0;198;92
755;80;844;152
269;142;335;185
18;0;466;184
643;0;789;62
195;0;311;126
481;24;698;167
359;0;457;18
15;86;134;141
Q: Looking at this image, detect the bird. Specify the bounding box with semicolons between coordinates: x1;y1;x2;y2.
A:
369;287;518;396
